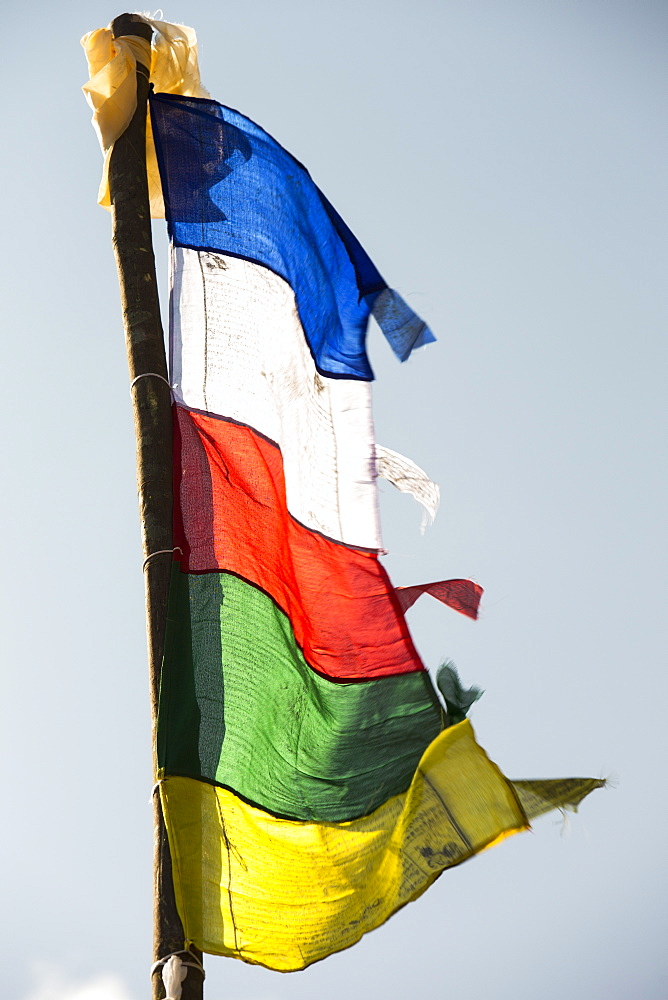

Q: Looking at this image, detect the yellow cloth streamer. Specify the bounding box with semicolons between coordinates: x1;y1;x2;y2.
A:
81;18;209;217
160;721;529;971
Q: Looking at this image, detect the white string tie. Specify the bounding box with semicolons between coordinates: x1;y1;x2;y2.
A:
143;546;183;572
162;955;187;999
151;950;205;999
130;371;172;390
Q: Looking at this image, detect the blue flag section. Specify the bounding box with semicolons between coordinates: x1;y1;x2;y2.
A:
150;92;435;379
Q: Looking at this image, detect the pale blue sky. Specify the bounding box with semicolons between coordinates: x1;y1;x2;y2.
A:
1;2;666;998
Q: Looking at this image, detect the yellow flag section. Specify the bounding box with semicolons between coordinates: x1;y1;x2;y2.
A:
161;722;515;970
160;720;601;972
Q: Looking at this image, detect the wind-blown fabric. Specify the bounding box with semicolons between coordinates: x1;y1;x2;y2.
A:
150;91;603;972
151;92;435;378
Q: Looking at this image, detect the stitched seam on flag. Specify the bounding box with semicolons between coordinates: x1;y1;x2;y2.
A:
326;384;344;540
288;514;380;556
175;402;279;450
169;245;374;382
148;94;176;233
215;794;241;956
169;248;176;381
173;404;382;555
168;567;426;684
159;786;192;946
420;771;473;852
156;568;180;772
188;559;425;680
159;769;419;824
197;252;209;412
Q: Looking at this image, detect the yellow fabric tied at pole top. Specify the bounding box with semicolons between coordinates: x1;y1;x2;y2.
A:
81;18;209;218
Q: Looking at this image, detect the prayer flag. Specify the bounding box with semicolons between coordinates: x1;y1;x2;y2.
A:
148;91;602;971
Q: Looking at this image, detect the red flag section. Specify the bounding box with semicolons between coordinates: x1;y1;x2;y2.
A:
395;579;483;619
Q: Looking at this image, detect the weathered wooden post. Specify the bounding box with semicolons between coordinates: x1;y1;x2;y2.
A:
107;13;204;999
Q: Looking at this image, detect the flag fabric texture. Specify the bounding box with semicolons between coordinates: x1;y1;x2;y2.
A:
146;89;603;972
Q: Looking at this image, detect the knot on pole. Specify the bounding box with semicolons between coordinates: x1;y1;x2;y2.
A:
151;950;205;999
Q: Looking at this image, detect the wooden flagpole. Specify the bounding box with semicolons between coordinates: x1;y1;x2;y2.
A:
108;13;204;999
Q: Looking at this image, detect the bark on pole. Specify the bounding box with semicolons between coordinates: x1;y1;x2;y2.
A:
108;13;204;999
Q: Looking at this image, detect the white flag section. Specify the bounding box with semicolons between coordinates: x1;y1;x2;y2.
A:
376;444;440;529
171;248;382;549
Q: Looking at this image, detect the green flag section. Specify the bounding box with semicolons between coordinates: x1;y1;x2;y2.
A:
158;569;444;822
160;720;602;972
